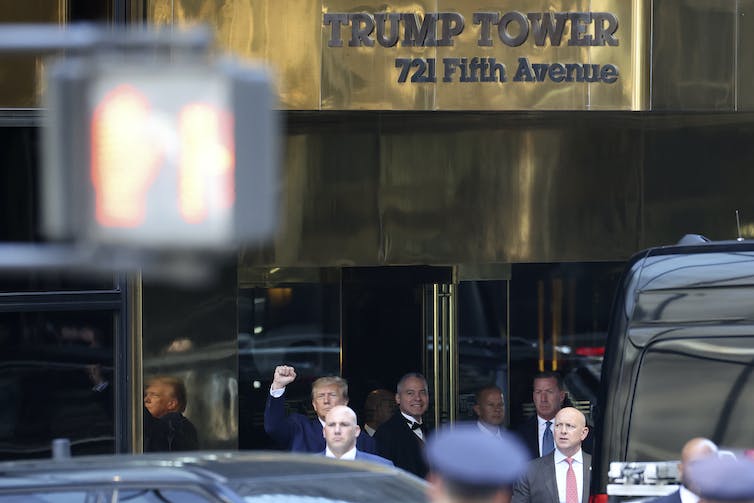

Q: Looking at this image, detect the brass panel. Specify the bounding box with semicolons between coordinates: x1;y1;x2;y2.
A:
241;112;644;266
589;0;649;110
641;113;754;246
739;0;754;110
322;0;638;110
322;0;437;110
0;0;65;108
129;273;144;453
142;261;239;449
435;0;591;110
651;0;735;110
146;0;644;110
146;0;321;109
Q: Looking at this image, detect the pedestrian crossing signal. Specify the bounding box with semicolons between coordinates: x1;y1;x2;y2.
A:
43;55;278;250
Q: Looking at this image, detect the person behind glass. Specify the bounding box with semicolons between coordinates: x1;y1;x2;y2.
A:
374;372;430;478
474;385;506;437
515;371;567;459
646;437;718;503
426;423;529;503
322;405;393;466
263;365;376;453
143;375;199;451
512;407;591;503
362;388;396;437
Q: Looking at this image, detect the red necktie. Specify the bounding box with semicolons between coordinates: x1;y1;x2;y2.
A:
566;457;578;503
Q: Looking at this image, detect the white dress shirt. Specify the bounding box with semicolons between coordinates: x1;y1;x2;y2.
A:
400;411;424;440
325;446;357;460
554;448;584;503
477;420;503;438
679;485;700;503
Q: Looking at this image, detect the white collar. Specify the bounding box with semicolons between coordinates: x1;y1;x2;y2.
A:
679;485;700;503
400;411;422;425
477;420;502;436
325;446;357;460
538;415;556;427
554;448;583;463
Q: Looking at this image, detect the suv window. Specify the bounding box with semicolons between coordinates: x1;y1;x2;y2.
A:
0;491;100;502
628;336;754;461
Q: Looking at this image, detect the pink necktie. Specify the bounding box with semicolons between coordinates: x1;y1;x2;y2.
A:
566;457;578;503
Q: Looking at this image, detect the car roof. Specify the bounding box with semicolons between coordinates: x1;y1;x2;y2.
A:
0;451;426;491
628;239;754;292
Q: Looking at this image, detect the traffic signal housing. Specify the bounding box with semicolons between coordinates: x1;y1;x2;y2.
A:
43;52;278;250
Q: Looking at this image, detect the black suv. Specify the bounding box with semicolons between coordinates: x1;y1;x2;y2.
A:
592;238;754;501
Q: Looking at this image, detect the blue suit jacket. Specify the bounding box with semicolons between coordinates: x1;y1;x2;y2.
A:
264;393;376;453
320;449;395;467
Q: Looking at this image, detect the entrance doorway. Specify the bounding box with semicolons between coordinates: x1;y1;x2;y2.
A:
341;266;452;430
237;265;453;449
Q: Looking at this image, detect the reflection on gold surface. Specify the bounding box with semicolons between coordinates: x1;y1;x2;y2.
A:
322;0;437;110
0;0;66;107
147;0;320;109
143;0;645;110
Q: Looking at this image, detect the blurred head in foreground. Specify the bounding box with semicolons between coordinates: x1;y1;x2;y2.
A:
426;423;528;503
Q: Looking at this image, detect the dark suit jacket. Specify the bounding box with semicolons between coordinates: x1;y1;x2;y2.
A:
647;489;682;503
264;394;376;453
512;451;592;503
514;415;543;459
514;415;593;459
162;412;199;451
320;449;395;467
374;411;429;478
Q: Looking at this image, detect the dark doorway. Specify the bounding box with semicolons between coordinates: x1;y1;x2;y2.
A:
341;266;452;427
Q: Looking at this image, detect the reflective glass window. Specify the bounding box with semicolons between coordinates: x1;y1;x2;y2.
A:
0;311;115;460
508;262;623;428
457;280;509;423
116;488;217;502
0;490;95;502
628;336;754;461
238;284;340;449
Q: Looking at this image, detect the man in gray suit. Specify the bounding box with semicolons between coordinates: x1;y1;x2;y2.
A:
512;407;591;503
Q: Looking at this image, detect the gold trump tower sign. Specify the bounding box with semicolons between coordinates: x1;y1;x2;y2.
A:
316;1;644;110
143;0;647;110
325;11;619;84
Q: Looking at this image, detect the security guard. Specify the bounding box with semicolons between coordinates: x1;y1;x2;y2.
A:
687;455;754;502
425;422;529;503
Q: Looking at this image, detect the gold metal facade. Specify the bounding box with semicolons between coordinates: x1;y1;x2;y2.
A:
146;0;647;110
0;0;65;108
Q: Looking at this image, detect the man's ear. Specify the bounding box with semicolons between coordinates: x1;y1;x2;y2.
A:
473;404;481;417
354;425;361;438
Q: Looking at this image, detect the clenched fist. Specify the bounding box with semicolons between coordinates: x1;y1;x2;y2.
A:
271;365;297;390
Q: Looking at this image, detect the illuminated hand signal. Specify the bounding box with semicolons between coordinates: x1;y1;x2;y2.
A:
90;84;235;229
